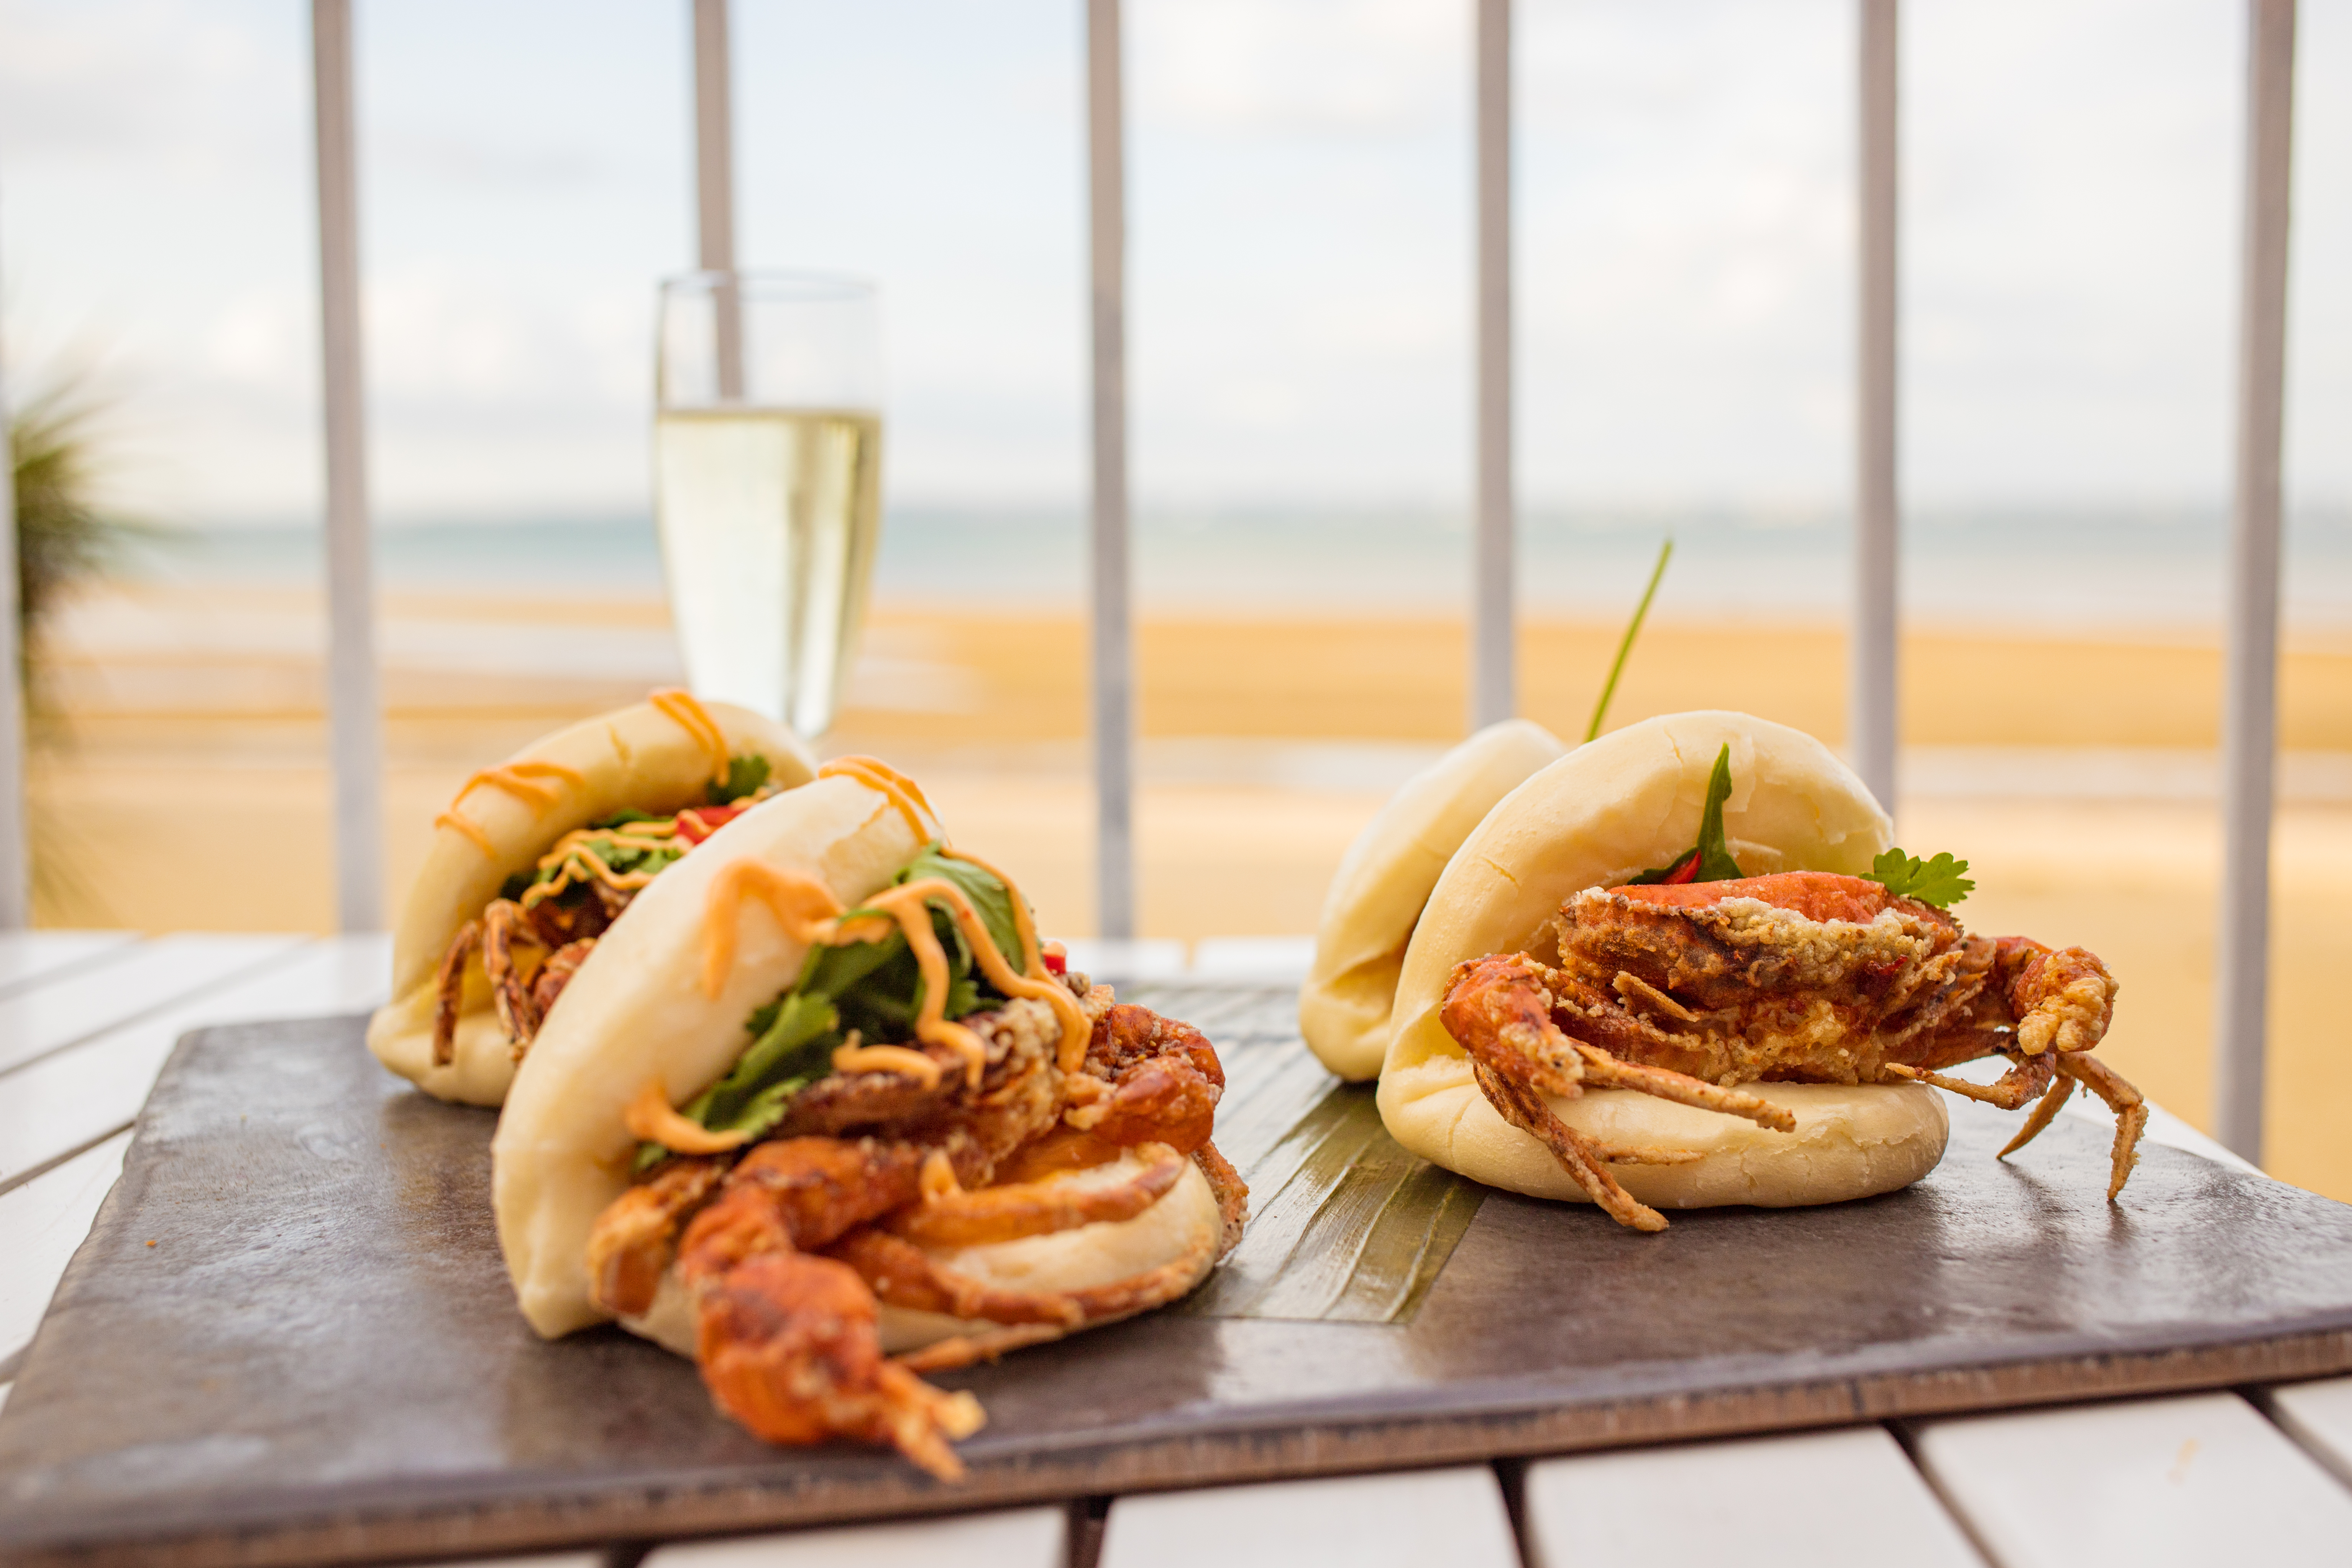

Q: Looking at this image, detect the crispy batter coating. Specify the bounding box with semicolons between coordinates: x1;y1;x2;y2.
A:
1070;1004;1225;1153
593;993;1236;1478
1441;870;2134;1230
586;1155;726;1318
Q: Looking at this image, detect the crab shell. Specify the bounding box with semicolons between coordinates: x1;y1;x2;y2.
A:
1377;709;1951;1212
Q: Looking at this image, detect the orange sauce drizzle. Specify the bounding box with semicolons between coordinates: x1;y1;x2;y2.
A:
434;811;497;857
458;760;584;811
624;1078;749;1155
833;1043;943;1086
680;762;1091;1138
818;756;936;843
933;847;1091;1072
697;861;867;997
435;760;587;857
649;688;731;786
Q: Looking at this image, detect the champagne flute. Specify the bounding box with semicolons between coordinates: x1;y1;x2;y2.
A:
655;270;883;737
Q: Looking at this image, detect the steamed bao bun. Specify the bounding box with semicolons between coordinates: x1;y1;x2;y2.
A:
368;697;815;1107
1298;719;1566;1081
492;773;1223;1355
1376;710;1950;1213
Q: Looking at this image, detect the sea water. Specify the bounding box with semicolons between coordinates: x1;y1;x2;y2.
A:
128;506;2352;634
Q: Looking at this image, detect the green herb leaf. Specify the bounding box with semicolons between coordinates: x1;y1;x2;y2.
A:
901;843;1027;975
631;841;1034;1172
710;754;772;805
1627;744;1746;885
1864;848;1975;908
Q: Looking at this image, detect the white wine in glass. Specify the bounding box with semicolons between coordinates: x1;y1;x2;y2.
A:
655;272;882;737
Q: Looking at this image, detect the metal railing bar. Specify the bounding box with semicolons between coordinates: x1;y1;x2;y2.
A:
311;0;384;935
0;189;26;931
1088;0;1135;943
692;0;744;402
2214;0;2299;1166
1853;0;1900;817
1472;0;1514;731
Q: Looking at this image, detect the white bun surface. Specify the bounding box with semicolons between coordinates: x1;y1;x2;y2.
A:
493;774;923;1338
1300;719;1565;1082
1377;709;1922;1209
621;1157;1223;1358
369;698;814;1107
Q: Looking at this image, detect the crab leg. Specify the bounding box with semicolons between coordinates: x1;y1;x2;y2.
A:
430;918;481;1067
1473;1061;1667;1232
1570;1043;1797;1133
2056;1051;2147;1200
1884;1048;2055;1111
1997;1074;2076;1160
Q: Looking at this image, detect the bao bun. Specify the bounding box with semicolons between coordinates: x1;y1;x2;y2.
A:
491;774;1219;1353
368;697;814;1107
1299;719;1565;1081
1376;710;1948;1212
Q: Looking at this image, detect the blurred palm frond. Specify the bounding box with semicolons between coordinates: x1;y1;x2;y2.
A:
11;371;138;696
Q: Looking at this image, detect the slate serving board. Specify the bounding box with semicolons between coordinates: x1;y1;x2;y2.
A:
6;985;2352;1568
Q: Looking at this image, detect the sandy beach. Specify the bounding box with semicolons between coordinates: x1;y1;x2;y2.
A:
26;585;2352;1199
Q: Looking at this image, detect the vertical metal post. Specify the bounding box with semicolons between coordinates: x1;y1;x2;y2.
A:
2214;0;2298;1166
1852;0;1899;814
692;0;744;401
312;0;383;933
1086;0;1134;942
1472;0;1515;730
0;197;28;929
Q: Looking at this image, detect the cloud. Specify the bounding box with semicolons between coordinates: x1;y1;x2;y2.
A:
3;0;2348;525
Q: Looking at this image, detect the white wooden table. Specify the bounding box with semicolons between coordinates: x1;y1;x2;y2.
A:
4;931;2349;1568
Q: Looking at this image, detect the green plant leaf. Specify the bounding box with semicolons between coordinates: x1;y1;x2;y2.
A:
1627;744;1746;885
631;841;1034;1172
1864;848;1975;908
710;754;772;805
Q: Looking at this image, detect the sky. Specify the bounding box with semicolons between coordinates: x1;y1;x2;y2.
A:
0;0;2347;525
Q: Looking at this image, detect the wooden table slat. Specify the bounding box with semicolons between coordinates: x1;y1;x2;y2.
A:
1097;1466;1516;1568
0;934;140;1002
0;934;307;1078
1522;1425;1983;1567
0;1133;133;1372
640;1506;1066;1568
2262;1376;2352;1489
1912;1392;2352;1568
0;937;391;1195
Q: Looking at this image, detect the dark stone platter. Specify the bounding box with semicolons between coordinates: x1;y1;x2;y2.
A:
4;988;2352;1567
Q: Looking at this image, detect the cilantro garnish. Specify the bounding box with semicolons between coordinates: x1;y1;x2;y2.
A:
1863;848;1974;908
710;754;771;805
1628;744;1746;886
630;841;1031;1173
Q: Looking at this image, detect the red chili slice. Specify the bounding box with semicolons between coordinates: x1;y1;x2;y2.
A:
1660;848;1702;885
674;802;751;846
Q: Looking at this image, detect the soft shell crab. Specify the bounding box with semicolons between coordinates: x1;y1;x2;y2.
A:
584;985;1248;1479
1441;870;2133;1232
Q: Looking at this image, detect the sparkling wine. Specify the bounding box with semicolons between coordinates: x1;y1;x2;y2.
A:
653;406;882;736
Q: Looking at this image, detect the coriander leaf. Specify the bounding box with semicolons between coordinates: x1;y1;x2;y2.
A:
1864;847;1974;908
630;841;1033;1173
900;843;1026;972
632;992;842;1172
1628;744;1746;885
710;754;771;805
